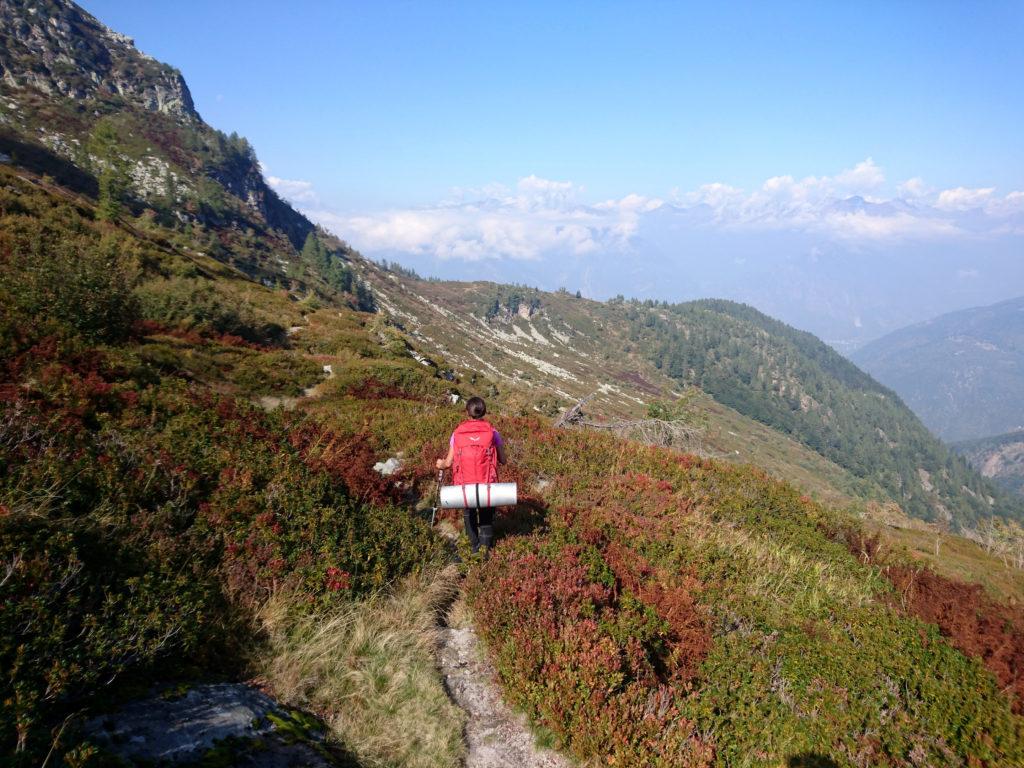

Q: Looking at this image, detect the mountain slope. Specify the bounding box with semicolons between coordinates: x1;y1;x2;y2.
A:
4;3;1024;766
358;267;1023;527
955;431;1024;497
0;0;313;254
852;296;1024;442
4;0;1012;530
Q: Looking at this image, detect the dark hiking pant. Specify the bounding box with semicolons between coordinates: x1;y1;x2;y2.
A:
464;507;495;553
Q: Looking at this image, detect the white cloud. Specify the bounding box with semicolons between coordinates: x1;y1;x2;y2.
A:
267;175;319;205
897;177;928;199
304;175;670;262
834;158;886;191
935;186;995;211
822;211;961;241
296;160;1023;264
985;190;1024;217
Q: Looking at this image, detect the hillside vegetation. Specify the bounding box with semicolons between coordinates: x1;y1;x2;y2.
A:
4;3;1024;766
359;268;1022;527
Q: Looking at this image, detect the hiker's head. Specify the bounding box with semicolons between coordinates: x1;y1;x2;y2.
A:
466;396;487;419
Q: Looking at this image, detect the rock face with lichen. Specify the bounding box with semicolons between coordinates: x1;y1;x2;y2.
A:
83;684;347;767
0;0;197;120
0;0;315;249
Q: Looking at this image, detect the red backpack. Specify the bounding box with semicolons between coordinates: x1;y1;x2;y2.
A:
452;419;498;485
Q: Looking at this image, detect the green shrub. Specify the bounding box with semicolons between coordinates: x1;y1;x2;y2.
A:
328;359;449;402
135;277;285;345
230;351;323;396
0;230;139;345
0;351;445;764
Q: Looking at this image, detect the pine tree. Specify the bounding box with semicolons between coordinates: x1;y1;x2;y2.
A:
301;232;320;265
88;119;129;221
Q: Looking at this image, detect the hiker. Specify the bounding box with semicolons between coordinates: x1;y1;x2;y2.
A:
436;396;507;554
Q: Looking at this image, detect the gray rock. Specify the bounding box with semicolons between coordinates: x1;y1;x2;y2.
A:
83;683;338;766
373;457;402;476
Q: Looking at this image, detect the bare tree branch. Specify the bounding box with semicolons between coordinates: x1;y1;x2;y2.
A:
554;394;709;454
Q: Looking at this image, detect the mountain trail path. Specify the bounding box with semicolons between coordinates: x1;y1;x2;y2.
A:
435;562;572;768
438;616;572;768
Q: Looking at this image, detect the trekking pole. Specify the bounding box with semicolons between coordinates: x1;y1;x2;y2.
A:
430;468;444;527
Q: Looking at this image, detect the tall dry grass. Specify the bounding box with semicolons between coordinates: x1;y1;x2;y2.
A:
256;565;465;768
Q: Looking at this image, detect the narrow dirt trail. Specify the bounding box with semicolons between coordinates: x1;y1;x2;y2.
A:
437;599;572;768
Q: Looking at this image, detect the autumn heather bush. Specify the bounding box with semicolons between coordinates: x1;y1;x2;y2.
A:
0;339;445;764
135;276;287;346
230;349;324;396
824;520;1024;717
463;423;1024;766
326;358;452;403
466;536;714;767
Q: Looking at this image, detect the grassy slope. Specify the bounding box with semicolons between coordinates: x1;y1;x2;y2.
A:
357;264;1019;527
297;374;1024;766
0;167;462;767
2;10;1023;761
355;267;883;510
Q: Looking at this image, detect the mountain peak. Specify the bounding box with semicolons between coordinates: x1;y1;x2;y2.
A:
0;0;197;120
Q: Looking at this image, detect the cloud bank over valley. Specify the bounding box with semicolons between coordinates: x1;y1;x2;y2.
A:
269;160;1024;350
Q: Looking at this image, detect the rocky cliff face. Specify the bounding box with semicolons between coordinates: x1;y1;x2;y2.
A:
956;431;1024;497
0;0;197;120
0;0;314;248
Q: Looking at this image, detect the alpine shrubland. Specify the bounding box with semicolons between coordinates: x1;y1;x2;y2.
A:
4;3;1024;764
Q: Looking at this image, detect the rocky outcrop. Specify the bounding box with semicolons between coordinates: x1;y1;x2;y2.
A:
956;431;1024;497
83;683;346;766
0;0;197;120
0;0;315;248
206;143;313;247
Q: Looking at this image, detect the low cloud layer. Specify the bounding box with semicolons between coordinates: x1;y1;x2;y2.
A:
268;159;1024;263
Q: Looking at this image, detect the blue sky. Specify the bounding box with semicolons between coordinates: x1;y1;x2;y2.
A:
84;1;1023;208
82;1;1024;344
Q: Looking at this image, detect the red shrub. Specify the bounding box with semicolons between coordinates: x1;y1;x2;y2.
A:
886;565;1024;713
468;540;713;766
603;541;710;685
288;423;399;505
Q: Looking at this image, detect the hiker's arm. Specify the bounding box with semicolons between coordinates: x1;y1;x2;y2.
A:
496;442;507;465
435;444;454;470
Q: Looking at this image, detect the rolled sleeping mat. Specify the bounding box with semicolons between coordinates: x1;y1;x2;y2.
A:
440;483;518;509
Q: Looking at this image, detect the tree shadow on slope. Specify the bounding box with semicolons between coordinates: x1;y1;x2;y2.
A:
788;754;839;768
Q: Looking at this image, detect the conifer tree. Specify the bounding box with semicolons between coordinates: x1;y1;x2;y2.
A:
88;119;129;221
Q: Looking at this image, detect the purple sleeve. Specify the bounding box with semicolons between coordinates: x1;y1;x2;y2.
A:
493;430;504;447
450;432;455;448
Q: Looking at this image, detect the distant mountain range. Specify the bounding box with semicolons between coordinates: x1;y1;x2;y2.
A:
852;296;1024;442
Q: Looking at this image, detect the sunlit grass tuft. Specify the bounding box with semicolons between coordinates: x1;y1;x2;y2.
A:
257;566;465;768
